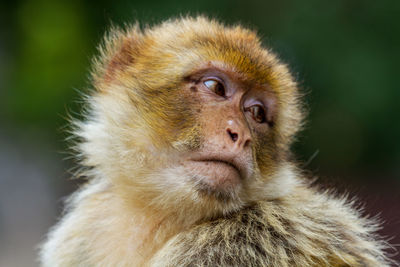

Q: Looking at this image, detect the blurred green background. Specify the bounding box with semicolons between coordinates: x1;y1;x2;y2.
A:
0;0;399;266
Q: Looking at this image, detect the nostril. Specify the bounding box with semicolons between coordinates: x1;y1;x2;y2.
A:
244;139;250;148
227;129;238;142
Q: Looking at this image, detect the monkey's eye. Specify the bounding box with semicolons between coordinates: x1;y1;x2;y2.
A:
204;79;226;97
246;105;266;124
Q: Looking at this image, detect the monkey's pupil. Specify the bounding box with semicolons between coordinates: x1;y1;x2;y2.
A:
214;83;225;96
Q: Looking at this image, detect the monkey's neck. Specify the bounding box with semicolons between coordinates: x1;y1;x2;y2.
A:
117;196;200;264
99;176;219;265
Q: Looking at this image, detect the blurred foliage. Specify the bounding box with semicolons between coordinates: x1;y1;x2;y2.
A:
1;0;399;178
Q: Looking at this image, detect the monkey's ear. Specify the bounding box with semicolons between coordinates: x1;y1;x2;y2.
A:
91;25;143;88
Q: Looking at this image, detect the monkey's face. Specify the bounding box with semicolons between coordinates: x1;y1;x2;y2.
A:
174;63;278;203
115;59;289;216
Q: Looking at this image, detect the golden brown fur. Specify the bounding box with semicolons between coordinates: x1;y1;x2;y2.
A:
151;186;390;266
40;16;393;266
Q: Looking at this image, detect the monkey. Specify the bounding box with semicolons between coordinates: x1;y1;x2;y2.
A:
39;16;394;266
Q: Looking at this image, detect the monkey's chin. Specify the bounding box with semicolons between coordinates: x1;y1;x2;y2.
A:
185;161;242;200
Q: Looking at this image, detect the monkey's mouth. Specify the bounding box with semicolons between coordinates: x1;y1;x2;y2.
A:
185;157;244;192
194;159;241;177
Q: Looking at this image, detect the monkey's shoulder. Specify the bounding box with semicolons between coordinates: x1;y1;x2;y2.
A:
151;188;391;267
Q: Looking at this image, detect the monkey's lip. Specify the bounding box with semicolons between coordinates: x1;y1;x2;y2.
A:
189;156;245;180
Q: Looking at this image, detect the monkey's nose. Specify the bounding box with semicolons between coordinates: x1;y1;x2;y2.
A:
226;120;251;149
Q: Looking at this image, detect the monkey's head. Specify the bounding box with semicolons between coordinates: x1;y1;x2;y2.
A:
78;17;303;218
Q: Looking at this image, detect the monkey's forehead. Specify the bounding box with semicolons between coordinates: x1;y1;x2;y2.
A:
96;16;296;98
130;17;291;90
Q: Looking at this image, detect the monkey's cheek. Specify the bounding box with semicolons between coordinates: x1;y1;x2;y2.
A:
185;161;242;191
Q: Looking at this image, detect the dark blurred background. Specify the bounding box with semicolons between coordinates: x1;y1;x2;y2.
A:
0;0;399;266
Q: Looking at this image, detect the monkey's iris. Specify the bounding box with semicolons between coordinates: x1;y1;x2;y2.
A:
204;79;226;97
247;105;266;123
